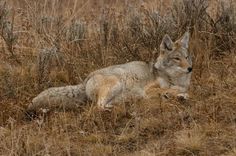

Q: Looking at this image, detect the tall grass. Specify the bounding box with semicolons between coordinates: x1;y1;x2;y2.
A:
0;0;236;155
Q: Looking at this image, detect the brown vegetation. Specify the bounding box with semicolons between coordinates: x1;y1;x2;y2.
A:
0;0;236;155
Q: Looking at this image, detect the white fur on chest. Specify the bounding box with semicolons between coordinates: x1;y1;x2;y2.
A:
157;77;170;88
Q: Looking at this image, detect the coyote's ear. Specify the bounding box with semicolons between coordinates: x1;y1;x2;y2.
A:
177;31;190;49
160;34;173;53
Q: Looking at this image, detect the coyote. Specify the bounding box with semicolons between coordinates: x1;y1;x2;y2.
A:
27;31;192;112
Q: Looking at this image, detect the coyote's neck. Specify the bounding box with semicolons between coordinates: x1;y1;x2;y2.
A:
149;61;170;87
151;64;189;93
156;71;172;88
158;71;190;93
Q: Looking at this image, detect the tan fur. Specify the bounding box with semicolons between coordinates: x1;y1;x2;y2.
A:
28;31;192;112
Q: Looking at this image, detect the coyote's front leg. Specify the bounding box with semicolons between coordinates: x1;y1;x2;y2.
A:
144;81;187;99
170;86;189;100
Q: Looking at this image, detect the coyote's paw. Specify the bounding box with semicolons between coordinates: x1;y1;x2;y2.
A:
97;104;113;112
103;104;113;111
162;92;174;99
177;93;189;101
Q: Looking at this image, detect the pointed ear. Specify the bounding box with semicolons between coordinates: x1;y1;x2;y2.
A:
177;31;190;49
160;34;173;53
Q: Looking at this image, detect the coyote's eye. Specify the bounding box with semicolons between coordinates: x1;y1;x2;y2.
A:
174;57;180;61
186;56;189;59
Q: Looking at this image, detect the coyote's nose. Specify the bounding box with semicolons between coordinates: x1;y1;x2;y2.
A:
187;67;192;73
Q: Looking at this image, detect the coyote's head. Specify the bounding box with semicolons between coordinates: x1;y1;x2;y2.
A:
154;32;192;77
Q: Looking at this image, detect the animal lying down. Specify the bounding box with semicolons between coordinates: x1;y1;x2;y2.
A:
27;31;192;113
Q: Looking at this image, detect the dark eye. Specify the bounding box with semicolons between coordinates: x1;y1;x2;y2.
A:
174;57;180;61
186;56;189;59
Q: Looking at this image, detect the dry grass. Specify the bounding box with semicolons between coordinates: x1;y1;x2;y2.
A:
175;126;206;155
0;0;236;155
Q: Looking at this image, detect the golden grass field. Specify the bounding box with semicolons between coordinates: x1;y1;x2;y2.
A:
0;0;236;155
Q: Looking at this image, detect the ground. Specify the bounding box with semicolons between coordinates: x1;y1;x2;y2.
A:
0;0;236;155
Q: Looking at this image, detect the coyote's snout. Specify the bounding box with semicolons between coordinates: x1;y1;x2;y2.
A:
28;31;192;113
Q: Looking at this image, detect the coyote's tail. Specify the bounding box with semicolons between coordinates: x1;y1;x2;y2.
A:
26;84;88;115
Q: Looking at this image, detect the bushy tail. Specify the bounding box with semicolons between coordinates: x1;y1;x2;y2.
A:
26;84;88;115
